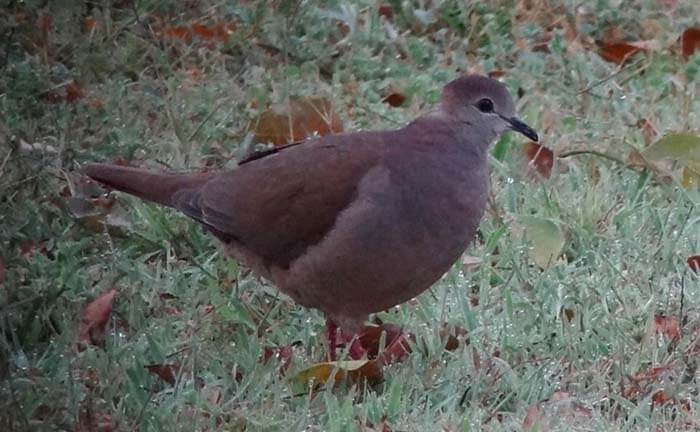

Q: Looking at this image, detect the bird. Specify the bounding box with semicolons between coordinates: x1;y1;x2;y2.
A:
84;74;538;359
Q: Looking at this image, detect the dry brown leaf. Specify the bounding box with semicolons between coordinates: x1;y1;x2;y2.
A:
378;4;393;19
440;324;468;351
292;359;383;389
251;97;343;146
523;142;554;178
598;42;644;64
145;363;178;386
653;314;680;342
637;118;658;145
357;323;411;363
687;255;700;273
522;404;542;431
382;92;406;107
681;27;700;59
79;287;118;346
262;345;294;373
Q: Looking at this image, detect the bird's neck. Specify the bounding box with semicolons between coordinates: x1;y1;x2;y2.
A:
403;114;492;162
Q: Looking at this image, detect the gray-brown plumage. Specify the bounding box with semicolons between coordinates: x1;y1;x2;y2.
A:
84;75;537;337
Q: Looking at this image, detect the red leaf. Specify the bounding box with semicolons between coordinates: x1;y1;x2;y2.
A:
598;42;644;64
65;80;85;103
84;16;98;31
357;323;411;364
487;69;506;79
382;92;406;107
79;287;118;346
522;404;541;430
378;4;394;19
688;255;700;273
145;363;177;386
440;324;468;351
37;14;52;36
251;97;343;146
653;314;680;342
262;345;293;373
162;26;191;41
652;390;670;407
681;27;700;59
636;118;658;144
20;240;47;259
522;141;554;178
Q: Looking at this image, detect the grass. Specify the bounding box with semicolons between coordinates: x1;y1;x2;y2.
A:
1;0;699;430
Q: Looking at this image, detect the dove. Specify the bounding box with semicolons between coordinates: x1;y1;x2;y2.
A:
85;75;538;358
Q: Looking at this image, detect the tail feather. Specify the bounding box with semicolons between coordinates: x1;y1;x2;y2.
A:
83;163;215;207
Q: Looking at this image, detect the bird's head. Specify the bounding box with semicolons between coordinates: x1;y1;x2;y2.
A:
440;75;538;143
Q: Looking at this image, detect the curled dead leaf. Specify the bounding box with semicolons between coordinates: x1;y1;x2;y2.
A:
522;142;554;178
291;359;383;390
688;255;700;273
145;363;178;386
79;287;118;346
262;345;294;373
440;324;468;351
680;27;700;59
598;42;644;64
653;314;680;342
357;323;411;364
251;97;343;146
382;92;406;107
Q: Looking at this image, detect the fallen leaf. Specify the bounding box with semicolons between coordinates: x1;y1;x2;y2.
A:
190;22;235;41
688;255;700;273
162;25;191;41
652;390;670;407
378;4;393;19
636;118;658;145
145;363;178;386
84;16;99;31
642;132;700;161
79;287;118;346
522;404;541;431
262;345;294;373
382;92;406;107
487;69;506;78
522;141;554;178
626;149;648;168
653;314;680;342
251;97;343;146
522;217;566;269
681;162;700;189
20;240;48;259
357;323;411;363
598;42;644;64
291;359;383;389
680;27;700;59
65;80;84;102
440;324;468;351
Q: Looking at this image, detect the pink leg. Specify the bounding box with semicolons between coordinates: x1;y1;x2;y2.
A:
325;319;340;361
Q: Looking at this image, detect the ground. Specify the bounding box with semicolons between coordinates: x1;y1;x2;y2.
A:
1;1;699;431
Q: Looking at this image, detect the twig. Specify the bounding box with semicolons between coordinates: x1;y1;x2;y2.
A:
558;149;628;167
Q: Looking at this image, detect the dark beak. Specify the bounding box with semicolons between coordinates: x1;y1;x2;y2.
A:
504;116;539;142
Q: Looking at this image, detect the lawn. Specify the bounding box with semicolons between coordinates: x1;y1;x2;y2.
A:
1;1;699;430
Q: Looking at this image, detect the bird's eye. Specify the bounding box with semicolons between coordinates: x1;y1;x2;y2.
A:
476;98;494;113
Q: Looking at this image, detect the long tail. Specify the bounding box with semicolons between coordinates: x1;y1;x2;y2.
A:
83;163;215;207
